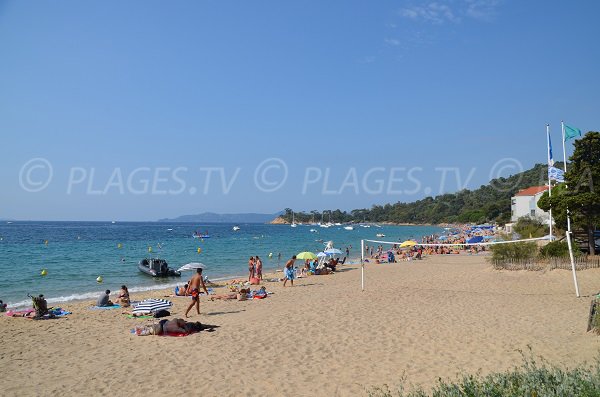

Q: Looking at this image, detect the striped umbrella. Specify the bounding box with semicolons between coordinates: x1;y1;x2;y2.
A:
131;298;172;315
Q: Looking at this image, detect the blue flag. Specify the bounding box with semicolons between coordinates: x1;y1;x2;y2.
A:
564;124;581;141
547;130;554;167
548;166;565;183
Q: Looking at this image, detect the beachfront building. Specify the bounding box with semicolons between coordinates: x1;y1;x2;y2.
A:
510;186;550;222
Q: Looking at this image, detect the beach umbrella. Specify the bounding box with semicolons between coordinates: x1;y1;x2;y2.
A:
324;248;343;255
132;298;173;315
438;236;448;241
400;240;417;248
296;252;317;260
316;252;327;258
178;262;206;272
467;236;484;244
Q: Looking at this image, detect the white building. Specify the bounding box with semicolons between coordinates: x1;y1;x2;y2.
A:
511;186;550;222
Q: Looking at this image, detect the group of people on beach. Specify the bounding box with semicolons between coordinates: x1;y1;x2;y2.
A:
96;285;131;307
247;256;263;282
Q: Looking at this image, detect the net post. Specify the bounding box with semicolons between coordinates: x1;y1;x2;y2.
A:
566;230;580;297
361;239;365;292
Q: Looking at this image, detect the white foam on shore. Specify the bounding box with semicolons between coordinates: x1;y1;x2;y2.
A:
4;261;357;309
5;273;251;309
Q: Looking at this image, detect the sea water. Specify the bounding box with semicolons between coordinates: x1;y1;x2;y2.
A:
0;222;442;308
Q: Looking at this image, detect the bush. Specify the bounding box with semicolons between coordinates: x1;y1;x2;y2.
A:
513;217;549;239
367;353;600;397
490;235;538;261
539;241;581;258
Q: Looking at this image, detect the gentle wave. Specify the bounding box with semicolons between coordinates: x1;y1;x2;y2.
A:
6;273;252;308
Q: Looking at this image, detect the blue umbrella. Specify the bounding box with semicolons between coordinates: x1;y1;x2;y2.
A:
324;248;343;255
467;236;484;244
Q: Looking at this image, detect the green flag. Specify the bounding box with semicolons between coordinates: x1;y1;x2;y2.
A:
564;124;581;141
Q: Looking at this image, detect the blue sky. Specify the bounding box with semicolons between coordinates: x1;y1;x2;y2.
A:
1;1;599;221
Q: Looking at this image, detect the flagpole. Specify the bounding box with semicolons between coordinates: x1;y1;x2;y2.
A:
562;120;580;297
546;124;553;240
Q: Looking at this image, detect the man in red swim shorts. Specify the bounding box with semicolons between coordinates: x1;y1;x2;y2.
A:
185;268;209;318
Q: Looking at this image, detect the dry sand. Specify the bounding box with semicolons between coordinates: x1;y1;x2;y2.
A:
2;255;600;396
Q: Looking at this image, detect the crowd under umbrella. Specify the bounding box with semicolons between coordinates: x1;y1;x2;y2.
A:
400;240;417;248
131;298;173;315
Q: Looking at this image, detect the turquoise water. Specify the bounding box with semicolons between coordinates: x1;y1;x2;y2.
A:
0;222;442;308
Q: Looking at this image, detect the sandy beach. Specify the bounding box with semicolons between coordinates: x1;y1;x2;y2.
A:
2;254;600;396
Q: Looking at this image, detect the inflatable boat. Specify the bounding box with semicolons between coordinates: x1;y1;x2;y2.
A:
138;258;181;277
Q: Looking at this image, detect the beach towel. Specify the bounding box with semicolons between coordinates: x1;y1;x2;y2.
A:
159;331;198;337
5;308;34;317
49;308;71;317
6;308;66;319
90;304;121;310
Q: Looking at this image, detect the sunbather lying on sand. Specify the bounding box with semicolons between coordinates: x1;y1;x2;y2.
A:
210;293;238;301
134;318;218;335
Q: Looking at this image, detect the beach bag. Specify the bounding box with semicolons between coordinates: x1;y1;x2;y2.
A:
153;309;170;318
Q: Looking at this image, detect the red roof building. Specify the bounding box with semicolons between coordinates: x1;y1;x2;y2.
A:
511;186;550;221
514;186;549;197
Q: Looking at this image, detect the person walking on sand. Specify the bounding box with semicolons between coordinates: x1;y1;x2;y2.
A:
255;255;263;280
185;268;209;318
283;255;296;287
248;256;255;281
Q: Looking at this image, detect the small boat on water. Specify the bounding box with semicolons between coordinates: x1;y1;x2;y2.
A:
376;233;386;238
344;226;354;230
232;226;241;231
138;258;181;277
193;230;210;238
309;229;317;233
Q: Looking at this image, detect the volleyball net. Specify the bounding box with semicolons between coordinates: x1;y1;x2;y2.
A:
356;236;581;294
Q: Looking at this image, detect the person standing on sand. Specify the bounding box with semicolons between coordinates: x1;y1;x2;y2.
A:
283;255;296;287
255;255;263;280
248;256;255;281
185;268;209;318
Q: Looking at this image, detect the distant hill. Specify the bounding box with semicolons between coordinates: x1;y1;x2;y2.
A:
158;211;284;223
281;163;557;225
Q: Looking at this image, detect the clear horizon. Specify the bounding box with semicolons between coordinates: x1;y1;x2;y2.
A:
2;1;599;221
